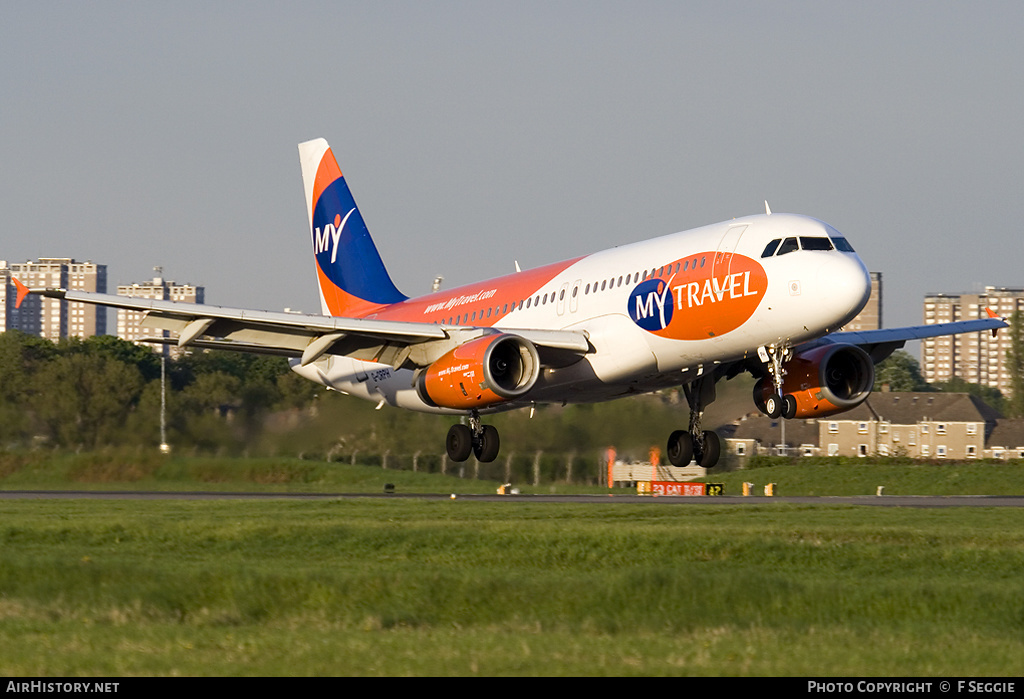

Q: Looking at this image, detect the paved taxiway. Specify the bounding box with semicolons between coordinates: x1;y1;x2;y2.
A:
1;491;1023;507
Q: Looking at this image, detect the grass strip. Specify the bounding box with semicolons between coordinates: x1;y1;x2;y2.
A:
0;499;1022;675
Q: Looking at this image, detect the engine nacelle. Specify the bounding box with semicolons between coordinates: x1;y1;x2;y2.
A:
416;334;540;410
755;343;874;418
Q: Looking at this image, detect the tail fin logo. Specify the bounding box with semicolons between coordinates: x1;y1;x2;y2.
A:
299;138;407;314
312;209;355;264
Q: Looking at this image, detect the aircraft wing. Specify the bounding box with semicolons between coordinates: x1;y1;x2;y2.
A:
822;316;1008;363
28;288;591;368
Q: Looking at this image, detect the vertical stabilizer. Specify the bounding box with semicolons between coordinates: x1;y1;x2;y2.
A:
298;138;407;317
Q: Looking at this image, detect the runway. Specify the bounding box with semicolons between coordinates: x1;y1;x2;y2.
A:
1;490;1023;507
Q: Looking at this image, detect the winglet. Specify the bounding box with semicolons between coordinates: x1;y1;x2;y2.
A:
12;277;30;309
765;200;772;216
986;307;1002;337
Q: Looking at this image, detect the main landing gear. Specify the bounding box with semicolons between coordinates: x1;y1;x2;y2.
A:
667;374;721;468
446;411;500;463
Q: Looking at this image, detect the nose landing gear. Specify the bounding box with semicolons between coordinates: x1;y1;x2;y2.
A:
758;344;797;419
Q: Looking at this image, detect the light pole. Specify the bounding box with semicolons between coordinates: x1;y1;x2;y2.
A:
159;354;170;454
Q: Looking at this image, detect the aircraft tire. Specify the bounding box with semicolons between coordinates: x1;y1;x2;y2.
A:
698;431;721;468
764;395;782;419
474;425;500;463
446;424;473;462
782;394;798;420
667;430;693;467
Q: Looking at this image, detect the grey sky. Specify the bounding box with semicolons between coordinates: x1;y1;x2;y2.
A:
3;1;1022;338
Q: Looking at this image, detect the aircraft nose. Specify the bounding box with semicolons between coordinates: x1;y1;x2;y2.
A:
815;253;871;326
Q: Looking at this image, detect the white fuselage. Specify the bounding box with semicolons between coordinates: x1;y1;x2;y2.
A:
291;213;871;414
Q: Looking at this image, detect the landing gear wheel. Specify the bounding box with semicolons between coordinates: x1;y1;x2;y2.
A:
446;424;473;462
697;431;720;468
667;430;694;467
764;395;782;419
473;425;500;463
782;394;798;420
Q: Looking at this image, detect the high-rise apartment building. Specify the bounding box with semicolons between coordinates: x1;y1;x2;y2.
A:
922;287;1024;396
844;272;882;332
116;269;204;355
0;265;14;334
0;258;106;340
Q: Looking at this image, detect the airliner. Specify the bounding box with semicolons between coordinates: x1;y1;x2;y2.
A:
15;138;1007;467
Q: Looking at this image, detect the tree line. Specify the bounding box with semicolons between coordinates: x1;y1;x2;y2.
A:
0;330;689;460
1;309;1020;457
0;330;316;451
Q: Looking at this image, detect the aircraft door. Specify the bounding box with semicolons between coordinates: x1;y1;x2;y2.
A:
569;280;581;313
713;225;747;277
556;282;570;315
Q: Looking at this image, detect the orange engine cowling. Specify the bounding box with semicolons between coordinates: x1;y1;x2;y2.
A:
754;344;874;418
416;334;541;410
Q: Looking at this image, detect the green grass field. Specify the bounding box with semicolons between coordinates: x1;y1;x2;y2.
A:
2;497;1024;675
3;454;1024;676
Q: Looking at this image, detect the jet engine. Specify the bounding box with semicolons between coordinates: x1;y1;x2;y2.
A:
754;343;874;419
416;334;540;410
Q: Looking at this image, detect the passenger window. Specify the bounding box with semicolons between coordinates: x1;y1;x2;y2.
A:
776;237;799;255
800;237;833;251
617;276;623;287
601;280;607;290
761;239;781;258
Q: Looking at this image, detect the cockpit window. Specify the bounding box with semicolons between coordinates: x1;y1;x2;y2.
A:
761;239;781;258
776;237;799;255
800;237;834;251
831;237;856;252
